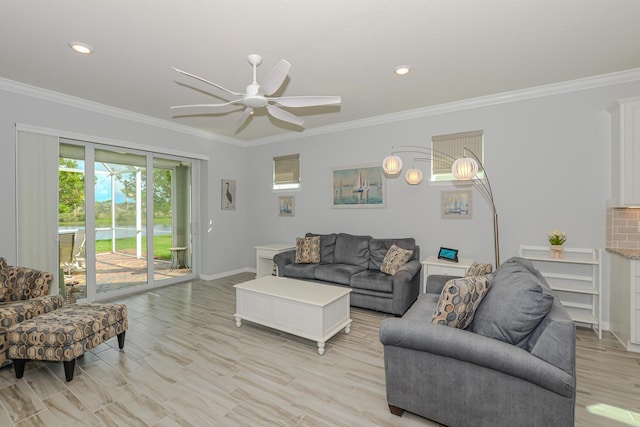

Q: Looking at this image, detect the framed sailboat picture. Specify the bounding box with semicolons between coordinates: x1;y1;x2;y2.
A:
441;190;472;219
331;164;386;208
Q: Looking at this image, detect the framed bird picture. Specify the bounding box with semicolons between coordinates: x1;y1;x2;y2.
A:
221;179;236;210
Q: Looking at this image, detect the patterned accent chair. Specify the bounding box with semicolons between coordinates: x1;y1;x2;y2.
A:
0;258;64;367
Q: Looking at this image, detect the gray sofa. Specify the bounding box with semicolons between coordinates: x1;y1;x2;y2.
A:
379;257;576;427
273;233;421;315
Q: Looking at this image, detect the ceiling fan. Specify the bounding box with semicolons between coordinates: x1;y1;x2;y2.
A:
171;54;341;129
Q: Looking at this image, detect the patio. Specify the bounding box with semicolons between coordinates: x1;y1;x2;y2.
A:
64;252;191;299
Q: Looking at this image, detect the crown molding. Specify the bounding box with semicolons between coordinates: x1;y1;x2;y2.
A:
0;77;243;146
249;67;640;146
3;68;640;148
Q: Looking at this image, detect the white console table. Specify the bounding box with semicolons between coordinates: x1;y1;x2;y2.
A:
421;256;474;294
255;243;295;278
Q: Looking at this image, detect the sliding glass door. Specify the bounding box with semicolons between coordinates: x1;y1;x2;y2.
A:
54;138;195;301
152;157;192;282
94;148;149;296
18;130;197;302
58;143;87;300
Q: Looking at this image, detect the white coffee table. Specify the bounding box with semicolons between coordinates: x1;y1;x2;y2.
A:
234;276;352;355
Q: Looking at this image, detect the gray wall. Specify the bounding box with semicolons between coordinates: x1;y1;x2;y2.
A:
246;79;640;327
4;76;640;326
0;85;248;277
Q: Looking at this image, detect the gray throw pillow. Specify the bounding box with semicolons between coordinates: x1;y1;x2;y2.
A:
469;257;555;348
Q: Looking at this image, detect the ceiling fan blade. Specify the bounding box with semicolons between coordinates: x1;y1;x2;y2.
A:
235;107;253;129
170;100;241;109
266;104;304;127
172;67;244;97
271;96;341;108
259;60;291;96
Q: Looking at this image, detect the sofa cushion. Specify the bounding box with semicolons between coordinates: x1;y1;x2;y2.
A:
431;275;491;329
333;233;371;268
350;270;393;293
282;263;317;280
465;262;493;277
403;293;440;321
0;258;8;302
380;245;414;275
2;266;52;302
295;236;321;264
369;238;416;270
469;257;555;348
314;263;365;285
305;233;337;263
0;294;65;368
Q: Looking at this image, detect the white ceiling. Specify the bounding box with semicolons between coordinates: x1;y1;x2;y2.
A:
3;1;640;143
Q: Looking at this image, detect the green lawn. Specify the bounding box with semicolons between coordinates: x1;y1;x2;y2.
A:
96;234;174;260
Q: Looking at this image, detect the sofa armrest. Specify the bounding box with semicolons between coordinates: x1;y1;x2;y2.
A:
390;260;421;315
425;274;458;294
379;318;575;398
273;249;296;277
394;259;421;282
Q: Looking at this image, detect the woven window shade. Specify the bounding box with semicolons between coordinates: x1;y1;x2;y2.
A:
432;130;484;175
273;154;300;185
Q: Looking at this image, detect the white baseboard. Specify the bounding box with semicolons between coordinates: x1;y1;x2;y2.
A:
199;267;255;281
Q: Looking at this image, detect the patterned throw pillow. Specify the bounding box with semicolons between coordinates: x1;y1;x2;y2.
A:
295;236;321;264
0;257;8;301
465;262;493;277
431;275;491;329
380;245;413;275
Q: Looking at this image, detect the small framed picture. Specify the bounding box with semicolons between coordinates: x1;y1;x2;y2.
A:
441;190;471;219
221;179;236;210
278;196;295;217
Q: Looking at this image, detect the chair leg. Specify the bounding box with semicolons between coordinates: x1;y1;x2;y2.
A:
117;331;126;349
12;359;26;378
389;405;404;417
63;359;76;382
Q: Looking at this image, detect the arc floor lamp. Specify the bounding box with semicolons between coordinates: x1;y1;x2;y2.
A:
382;146;500;268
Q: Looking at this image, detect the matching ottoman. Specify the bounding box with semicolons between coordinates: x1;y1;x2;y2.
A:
7;303;128;381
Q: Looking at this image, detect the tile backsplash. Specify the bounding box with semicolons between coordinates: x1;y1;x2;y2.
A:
606;207;640;249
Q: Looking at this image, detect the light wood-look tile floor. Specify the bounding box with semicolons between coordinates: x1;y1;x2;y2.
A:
0;272;639;426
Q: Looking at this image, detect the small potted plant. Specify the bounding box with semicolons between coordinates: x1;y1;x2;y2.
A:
548;229;567;259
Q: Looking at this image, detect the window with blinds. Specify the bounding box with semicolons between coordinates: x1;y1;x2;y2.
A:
273;154;301;190
431;130;484;181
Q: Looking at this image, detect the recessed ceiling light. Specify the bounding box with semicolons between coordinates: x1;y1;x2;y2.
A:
69;42;94;55
394;65;411;76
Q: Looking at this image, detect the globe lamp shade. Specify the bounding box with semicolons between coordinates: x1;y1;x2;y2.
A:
405;168;423;185
452;157;479;180
383;155;403;176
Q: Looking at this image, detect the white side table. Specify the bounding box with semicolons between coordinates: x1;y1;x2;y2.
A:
421;256;474;293
255;243;296;278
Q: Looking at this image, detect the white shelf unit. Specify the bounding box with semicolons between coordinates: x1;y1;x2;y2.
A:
519;245;602;338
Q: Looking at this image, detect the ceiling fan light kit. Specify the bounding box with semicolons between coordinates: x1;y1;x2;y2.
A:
172;54;341;130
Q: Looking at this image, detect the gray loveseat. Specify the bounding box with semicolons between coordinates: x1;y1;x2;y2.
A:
273;233;421;315
379;257;576;427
